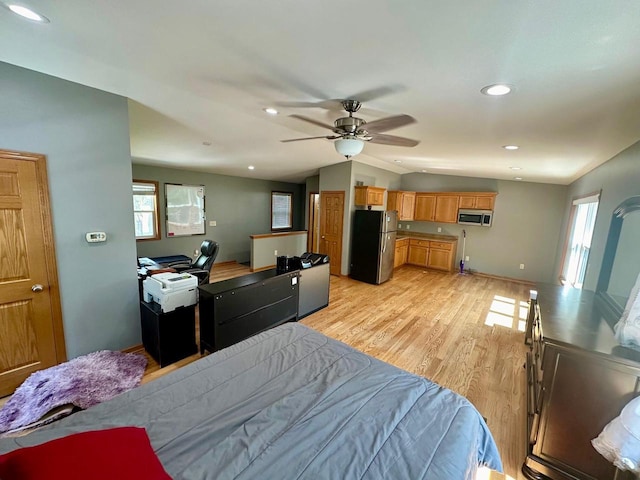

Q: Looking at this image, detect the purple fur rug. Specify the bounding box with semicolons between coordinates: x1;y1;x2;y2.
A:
0;350;147;434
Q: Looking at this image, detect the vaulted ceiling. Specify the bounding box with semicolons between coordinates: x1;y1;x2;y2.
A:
2;1;639;184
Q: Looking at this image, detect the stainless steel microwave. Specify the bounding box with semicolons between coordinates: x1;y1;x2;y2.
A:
457;209;493;227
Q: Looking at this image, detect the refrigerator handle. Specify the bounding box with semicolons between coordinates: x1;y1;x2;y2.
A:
382;233;387;254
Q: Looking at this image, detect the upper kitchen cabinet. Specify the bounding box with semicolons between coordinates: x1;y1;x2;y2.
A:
434;194;459;223
414;193;436;221
458;193;497;210
387;191;416;220
354;186;386;207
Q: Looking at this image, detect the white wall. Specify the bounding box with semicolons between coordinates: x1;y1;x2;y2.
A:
0;61;140;357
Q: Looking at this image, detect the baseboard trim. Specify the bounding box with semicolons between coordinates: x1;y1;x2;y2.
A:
251;264;276;273
472;271;536;285
122;344;144;354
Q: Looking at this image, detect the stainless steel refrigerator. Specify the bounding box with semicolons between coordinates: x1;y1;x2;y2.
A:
350;210;397;284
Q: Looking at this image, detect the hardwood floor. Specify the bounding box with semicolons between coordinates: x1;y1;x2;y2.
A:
2;262;530;479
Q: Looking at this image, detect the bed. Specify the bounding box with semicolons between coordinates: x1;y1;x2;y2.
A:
0;323;502;479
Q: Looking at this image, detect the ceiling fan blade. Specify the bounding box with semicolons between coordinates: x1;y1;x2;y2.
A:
345;85;403;103
281;135;339;143
277;100;341;110
368;133;420;147
289;114;335;131
363;114;416;133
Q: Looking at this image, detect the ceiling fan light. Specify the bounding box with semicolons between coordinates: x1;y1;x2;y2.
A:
334;138;364;158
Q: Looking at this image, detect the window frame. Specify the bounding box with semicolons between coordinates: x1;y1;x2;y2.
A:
133;179;161;241
271;191;293;231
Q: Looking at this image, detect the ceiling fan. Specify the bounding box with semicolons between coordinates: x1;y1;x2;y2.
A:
281;100;420;158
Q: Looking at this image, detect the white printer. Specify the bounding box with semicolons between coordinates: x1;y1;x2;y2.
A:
143;272;198;313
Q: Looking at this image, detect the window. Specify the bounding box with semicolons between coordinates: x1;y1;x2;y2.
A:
561;192;600;288
133;180;160;240
271;192;293;230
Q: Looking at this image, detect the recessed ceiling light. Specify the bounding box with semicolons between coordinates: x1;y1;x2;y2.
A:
394;160;402;164
263;108;278;115
510;166;521;170
5;3;49;22
481;84;512;96
514;177;523;181
503;145;519;150
248;165;255;170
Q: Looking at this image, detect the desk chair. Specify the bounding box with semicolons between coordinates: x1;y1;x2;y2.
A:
168;240;219;284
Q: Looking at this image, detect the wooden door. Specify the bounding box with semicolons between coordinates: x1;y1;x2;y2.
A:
0;150;65;397
307;192;320;252
319;191;344;276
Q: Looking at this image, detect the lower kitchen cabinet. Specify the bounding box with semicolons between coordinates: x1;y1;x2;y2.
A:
407;239;429;267
404;237;458;272
394;238;409;268
523;285;640;480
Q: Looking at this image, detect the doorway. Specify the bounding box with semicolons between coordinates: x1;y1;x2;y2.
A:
307;192;319;252
0;150;66;396
319;191;345;276
561;192;600;288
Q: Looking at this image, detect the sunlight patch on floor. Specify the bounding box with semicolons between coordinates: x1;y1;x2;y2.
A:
485;296;528;331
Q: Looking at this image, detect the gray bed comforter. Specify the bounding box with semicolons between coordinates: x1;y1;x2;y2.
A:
0;323;502;479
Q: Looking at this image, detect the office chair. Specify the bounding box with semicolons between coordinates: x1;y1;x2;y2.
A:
168;240;219;284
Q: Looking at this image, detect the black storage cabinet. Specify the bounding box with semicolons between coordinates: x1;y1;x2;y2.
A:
198;269;299;353
140;301;197;367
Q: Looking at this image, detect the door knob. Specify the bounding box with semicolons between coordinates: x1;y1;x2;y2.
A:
321;236;325;239
31;284;44;292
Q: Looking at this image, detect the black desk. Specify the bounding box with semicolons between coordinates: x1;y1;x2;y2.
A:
149;254;192;265
198;269;299;353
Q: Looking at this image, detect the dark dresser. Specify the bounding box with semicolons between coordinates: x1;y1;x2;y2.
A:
524;284;640;480
198;269;299;353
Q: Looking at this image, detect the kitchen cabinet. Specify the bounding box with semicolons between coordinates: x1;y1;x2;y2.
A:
434;195;459;223
394;238;409;268
458;193;496;210
414;193;436;221
427;241;454;271
354;186;385;207
387;191;416;220
523;285;639;480
407;239;429;267
406;237;458;272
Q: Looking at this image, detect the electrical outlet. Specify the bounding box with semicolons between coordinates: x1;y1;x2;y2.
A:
437;227;442;233
209;220;216;227
406;224;411;229
465;256;470;261
194;249;199;255
520;263;525;270
398;223;402;229
274;250;278;256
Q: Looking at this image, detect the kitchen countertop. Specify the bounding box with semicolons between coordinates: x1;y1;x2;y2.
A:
396;232;458;242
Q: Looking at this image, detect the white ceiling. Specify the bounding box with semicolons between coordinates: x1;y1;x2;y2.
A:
2;1;640;184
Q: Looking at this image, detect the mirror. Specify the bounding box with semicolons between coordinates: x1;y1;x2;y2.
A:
597;196;640;324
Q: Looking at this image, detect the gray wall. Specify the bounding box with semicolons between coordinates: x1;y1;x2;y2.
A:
0;61;140;358
557;140;640;293
318;161;353;275
400;173;567;283
132;164;305;263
